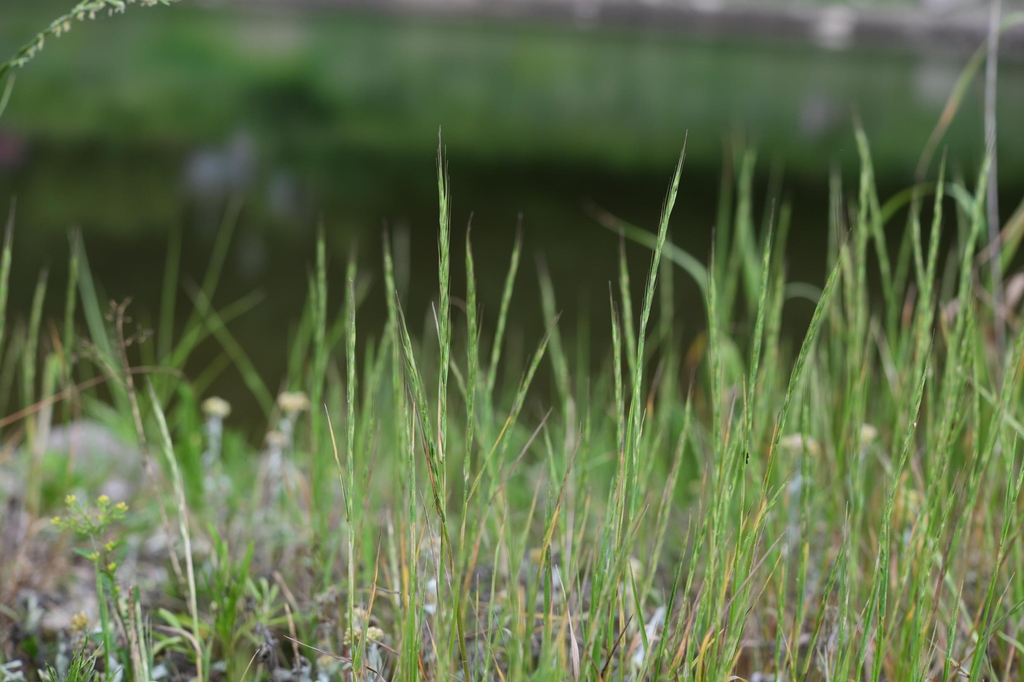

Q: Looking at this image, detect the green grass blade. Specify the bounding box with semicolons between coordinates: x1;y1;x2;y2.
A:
485;219;522;397
22;266;49;411
0;200;13;356
344;270;358;676
617;236;638;381
628;145;685;451
146;380;201;667
771;246;842;456
536;255;571;422
589;204;708;297
63;229;81;380
157;225;181;364
745;204;775;445
0;73;14;121
169;197;243;373
436;137;453;503
464;223;479;490
183;283;273;416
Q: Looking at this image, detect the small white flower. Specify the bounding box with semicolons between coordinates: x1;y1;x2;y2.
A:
423;578;438;615
201;396;232;418
779;433;821;456
277;391;310;415
265;430;288;449
859;424;878;449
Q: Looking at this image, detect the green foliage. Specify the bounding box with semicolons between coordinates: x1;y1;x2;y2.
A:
45;645;99;682
51;495;129;671
203;530;255;682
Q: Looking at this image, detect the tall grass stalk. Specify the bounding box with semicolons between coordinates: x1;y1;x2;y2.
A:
0;202;14;358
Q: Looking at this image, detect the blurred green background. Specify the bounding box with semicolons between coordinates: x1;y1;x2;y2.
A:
2;0;1022;418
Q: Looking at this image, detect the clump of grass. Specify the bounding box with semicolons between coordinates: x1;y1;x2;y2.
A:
2;119;1024;682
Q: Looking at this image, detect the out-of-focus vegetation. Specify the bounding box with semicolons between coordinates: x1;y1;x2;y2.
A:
2;0;1022;419
1;1;1022;175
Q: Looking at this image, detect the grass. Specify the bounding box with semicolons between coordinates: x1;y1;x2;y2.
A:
1;120;1024;682
2;6;1022;680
